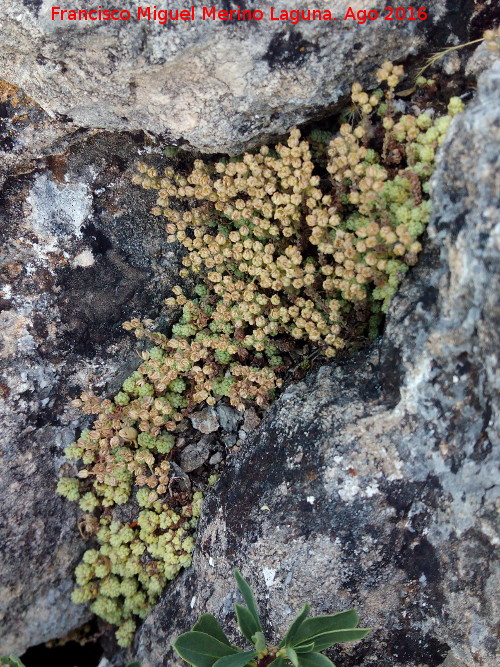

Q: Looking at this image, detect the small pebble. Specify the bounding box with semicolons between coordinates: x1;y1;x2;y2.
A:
216;404;243;432
190;407;219;434
209;451;223;465
179;439;211;472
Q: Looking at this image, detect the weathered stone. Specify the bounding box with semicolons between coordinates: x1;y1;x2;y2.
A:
441;654;469;667
0;130;181;653
179;438;212;473
133;63;500;667
223;433;238;447
216;404;243;433
239;407;261;437
208;451;223;466
0;81;85;188
0;0;480;154
465;41;499;80
189;407;220;435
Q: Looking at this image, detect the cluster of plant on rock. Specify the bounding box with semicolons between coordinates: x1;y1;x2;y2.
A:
174;569;370;666
57;62;463;646
135;62;462;363
70;495;202;647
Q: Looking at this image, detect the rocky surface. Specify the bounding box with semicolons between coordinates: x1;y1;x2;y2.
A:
0;0;489;154
0;130;182;653
0;24;498;663
133;62;500;666
190;407;220;435
0;81;84;189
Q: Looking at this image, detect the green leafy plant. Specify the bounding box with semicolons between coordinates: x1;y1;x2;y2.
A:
173;569;370;666
0;658;25;667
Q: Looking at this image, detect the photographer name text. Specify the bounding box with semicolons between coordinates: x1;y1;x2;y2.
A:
51;6;429;25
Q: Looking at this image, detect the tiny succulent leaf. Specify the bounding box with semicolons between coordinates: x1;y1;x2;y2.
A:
251;631;266;652
285;647;299;667
1;659;25;667
194;614;233;646
212;651;258;667
235;603;261;643
296;653;336;667
173;631;240;667
125;663;142;667
292;610;359;646
295;628;371;653
267;659;286;667
233;569;262;632
281;603;310;647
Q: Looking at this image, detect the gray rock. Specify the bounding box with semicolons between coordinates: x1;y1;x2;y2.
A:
168;463;192;494
440;654;469;667
190;407;220;434
223;433;238;447
465;42;499;80
0;83;85;188
208;451;223;466
133;63;500;667
216;404;243;433
0;0;477;154
240;407;261;435
0;130;182;653
179;438;212;473
237;407;261;442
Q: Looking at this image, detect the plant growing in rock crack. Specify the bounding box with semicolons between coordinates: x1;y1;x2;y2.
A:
173;569;370;666
58;60;464;647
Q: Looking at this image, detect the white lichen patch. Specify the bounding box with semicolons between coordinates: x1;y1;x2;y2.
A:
262;567;277;587
26;172;92;263
72;249;95;267
321;410;404;502
336;477;362;502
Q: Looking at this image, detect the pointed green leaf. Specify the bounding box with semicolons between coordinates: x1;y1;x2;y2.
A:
280;604;310;648
292;610;359;645
286;648;299;667
173;631;239;667
233;569;262;631
235;604;261;643
251;631;266;652
268;659;286;667
213;651;258;667
295;628;371;653
297;653;336;667
294;643;315;654
194;614;232;646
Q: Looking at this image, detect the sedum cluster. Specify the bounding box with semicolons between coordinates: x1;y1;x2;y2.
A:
71;494;202;647
134;63;462;361
57;371;205;646
58;62;463;647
